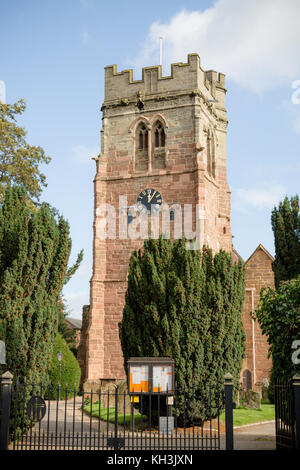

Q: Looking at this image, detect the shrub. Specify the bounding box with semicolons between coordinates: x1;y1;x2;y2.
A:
0;186;82;437
254;275;300;398
47;333;81;399
0;186;75;384
119;237;246;424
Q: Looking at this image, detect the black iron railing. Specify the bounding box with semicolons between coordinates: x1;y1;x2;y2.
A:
1;377;229;451
274;377;300;450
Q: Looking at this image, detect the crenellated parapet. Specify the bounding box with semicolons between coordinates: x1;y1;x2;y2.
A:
104;53;226;104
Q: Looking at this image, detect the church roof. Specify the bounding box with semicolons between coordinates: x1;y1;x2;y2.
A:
65;317;82;330
245;244;274;264
232;248;245;263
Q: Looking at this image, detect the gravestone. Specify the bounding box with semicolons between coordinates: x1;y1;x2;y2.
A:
241;390;261;410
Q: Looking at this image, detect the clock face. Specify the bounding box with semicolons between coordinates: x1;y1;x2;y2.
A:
136;188;162;213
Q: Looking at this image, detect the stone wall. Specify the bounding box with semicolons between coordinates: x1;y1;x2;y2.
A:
77;305;90;386
240;245;275;388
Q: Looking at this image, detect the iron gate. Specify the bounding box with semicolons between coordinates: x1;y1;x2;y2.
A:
274;379;295;450
0;375;234;451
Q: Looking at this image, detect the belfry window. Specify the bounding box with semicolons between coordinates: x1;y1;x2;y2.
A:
135;122;149;172
134;118;166;172
154;124;165;148
206;129;216;178
138;125;148;150
152;121;166;170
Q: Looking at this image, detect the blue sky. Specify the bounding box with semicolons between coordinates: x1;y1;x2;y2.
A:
1;0;300;318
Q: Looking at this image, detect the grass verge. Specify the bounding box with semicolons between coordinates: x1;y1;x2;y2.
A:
84;402;275;429
219;404;275;427
83;402;147;428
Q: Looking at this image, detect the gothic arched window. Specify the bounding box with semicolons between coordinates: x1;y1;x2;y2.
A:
206;130;216;178
152;121;166;169
138;125;148;150
154;124;165;148
135;123;149;172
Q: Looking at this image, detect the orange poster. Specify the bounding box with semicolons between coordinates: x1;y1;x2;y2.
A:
129;365;149;393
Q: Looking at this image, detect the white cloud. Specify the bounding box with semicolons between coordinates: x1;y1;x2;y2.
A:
281;90;300;135
72;145;98;163
235;183;286;209
132;0;300;93
0;80;6;103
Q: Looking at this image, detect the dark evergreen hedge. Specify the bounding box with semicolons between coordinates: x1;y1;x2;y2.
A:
0;186;74;385
271;195;300;289
47;333;81;399
119;237;246;423
0;186;83;387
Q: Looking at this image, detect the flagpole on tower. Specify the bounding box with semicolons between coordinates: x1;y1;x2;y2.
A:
159;37;163;67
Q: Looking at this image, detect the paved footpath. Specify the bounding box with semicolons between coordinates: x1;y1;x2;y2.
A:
229;422;276;450
11;398;116;450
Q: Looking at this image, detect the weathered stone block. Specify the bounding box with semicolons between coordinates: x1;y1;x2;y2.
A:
240;391;261;410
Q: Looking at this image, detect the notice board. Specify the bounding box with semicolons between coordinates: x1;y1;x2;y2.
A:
128;357;175;394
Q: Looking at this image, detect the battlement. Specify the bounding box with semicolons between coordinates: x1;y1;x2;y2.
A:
104;53;226;103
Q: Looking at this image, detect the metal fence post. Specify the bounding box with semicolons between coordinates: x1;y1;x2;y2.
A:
293;374;300;450
0;371;13;450
224;373;234;450
114;386;118;451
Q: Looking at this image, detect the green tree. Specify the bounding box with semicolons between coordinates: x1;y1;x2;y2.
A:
57;297;78;356
0;185;81;385
0;99;50;201
47;333;81;399
58;249;83;355
119;237;246;423
271;195;300;289
254;276;300;400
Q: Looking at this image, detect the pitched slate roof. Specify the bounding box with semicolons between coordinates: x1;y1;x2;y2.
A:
65;317;82;330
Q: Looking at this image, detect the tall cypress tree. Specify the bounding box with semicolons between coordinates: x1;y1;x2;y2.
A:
271;195;300;289
119;237;245;423
0;186;80;385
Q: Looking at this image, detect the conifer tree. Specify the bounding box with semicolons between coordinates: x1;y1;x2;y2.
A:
119;237;245;422
271;195;300;288
0;186;81;385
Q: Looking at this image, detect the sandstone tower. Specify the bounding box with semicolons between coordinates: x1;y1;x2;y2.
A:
84;53;233;387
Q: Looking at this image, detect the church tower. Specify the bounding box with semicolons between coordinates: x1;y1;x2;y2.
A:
85;53;232;386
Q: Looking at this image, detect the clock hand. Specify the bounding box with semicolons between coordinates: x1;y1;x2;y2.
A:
148;190;156;203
